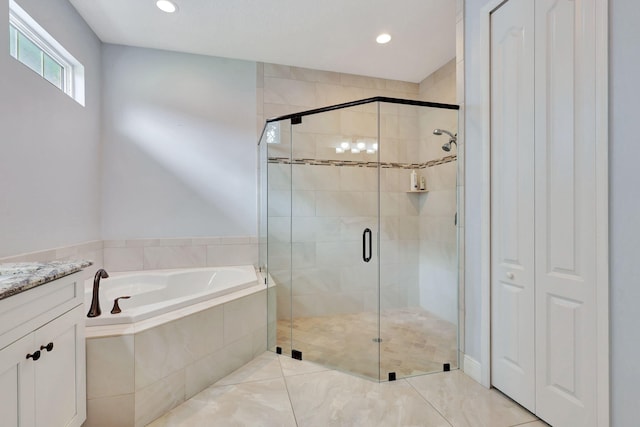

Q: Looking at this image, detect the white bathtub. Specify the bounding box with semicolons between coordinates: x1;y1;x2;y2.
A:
84;265;268;426
84;265;259;326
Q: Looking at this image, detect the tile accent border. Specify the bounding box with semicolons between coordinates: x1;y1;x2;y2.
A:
267;155;457;169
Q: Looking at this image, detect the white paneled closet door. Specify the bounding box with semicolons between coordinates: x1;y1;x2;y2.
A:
534;0;599;424
489;0;536;412
489;0;605;426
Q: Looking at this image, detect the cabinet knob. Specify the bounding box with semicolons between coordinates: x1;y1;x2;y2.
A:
26;350;41;361
40;342;54;352
506;272;515;280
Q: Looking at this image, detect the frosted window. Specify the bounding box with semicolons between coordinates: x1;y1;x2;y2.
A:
17;31;41;74
43;53;63;89
9;24;17;57
8;0;85;104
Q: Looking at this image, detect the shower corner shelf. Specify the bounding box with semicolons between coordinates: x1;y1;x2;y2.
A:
406;189;429;193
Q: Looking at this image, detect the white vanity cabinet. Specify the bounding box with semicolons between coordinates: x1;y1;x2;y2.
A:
0;272;86;427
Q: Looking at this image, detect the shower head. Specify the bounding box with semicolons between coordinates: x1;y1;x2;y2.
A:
441;140;458;152
433;129;456;139
433;129;457;152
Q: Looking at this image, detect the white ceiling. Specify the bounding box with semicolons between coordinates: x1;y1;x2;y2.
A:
68;0;456;83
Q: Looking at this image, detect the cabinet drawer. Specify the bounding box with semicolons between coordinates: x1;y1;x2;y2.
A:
0;273;83;350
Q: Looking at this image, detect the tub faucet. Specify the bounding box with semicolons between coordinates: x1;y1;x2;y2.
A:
87;269;109;318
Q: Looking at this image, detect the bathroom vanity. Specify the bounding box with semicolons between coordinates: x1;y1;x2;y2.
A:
0;261;91;427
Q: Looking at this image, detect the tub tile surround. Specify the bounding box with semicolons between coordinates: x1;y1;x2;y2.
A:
0;236;259;279
148;351;543;427
103;237;258;272
84;288;267;427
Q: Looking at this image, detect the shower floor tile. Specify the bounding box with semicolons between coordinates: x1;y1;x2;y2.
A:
148;351;544;427
275;307;458;379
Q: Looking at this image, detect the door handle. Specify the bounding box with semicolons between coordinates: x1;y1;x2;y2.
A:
363;228;372;263
506;272;515;280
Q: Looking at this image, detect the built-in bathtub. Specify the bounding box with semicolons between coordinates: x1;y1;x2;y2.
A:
83;265;268;427
84;265;259;326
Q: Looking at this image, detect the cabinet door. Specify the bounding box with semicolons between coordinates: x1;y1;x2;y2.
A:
0;334;36;427
489;0;536;412
33;306;86;427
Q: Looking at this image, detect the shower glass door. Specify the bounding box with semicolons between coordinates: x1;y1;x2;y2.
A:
288;104;380;380
378;102;460;379
264;119;293;356
260;97;460;382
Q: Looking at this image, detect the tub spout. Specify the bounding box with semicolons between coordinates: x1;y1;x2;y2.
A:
87;269;109;318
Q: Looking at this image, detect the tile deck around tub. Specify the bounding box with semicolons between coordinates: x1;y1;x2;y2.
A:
148;351;545;427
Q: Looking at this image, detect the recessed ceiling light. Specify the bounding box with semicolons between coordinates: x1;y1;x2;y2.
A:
376;33;392;44
156;0;178;13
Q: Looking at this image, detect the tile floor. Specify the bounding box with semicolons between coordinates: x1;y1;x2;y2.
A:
148;351;546;427
276;307;458;380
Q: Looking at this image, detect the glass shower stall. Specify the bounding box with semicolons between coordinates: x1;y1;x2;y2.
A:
258;97;459;381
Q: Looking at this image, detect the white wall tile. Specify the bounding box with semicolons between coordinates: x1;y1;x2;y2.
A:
291;242;316;269
315;83;365;106
134;319;186;391
223;292;267;346
143;246;206;270
134;370;185;427
263;63;291;79
292;191;316;217
264;77;316;107
290;268;341;296
182;306;225;364
339;167;377;192
184;349;230;400
85;394;134;427
268;190;292;217
86;335;135;399
206;244;258;266
292;164;340;191
104;247;144;272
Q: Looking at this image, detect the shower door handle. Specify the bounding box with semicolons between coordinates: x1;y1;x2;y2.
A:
363;228;372;263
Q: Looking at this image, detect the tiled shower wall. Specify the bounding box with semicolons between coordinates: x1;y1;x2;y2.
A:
260;62;458;321
418;59;459;324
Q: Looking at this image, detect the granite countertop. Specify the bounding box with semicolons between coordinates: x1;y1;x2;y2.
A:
0;260;93;301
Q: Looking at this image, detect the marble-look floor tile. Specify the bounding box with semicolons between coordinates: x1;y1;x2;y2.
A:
407;370;538;427
517;422;551;427
285;369;451;427
148;377;296;427
214;351;282;386
278;353;330;377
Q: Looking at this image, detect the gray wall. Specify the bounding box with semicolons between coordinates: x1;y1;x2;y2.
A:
101;45;257;239
462;0;485;364
609;1;640;424
464;0;640;424
0;0;102;258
